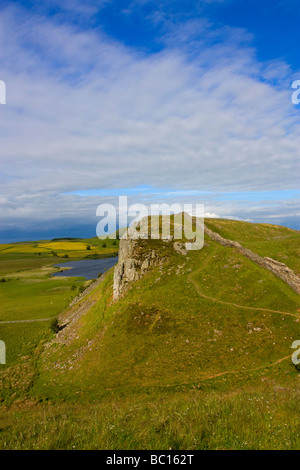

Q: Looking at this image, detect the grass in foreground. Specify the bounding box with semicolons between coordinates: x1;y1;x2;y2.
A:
0;220;299;449
1;386;300;450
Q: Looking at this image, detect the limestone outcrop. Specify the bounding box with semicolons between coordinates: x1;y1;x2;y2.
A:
113;237;164;300
113;218;300;301
113;219;192;300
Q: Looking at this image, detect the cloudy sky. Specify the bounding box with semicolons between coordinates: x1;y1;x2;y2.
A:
0;0;299;242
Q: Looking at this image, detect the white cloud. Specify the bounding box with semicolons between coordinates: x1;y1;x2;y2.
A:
0;4;299;237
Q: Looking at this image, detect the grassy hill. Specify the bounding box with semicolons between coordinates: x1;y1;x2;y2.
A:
0;219;299;449
205;218;300;274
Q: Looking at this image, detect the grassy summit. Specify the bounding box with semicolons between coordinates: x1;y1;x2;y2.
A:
0;219;299;449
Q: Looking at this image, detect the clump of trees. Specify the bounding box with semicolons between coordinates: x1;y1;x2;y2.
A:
79;285;85;294
50;318;60;334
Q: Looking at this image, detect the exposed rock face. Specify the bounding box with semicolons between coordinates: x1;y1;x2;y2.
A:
204;226;300;295
113;218;193;300
263;257;300;294
114;218;300;301
113;238;163;300
173;242;188;256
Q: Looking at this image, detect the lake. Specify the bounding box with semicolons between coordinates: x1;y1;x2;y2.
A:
52;257;118;280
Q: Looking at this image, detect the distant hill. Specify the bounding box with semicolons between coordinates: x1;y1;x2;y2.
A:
51;237;83;241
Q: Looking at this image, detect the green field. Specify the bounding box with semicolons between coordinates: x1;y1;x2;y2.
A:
0;221;299;449
0;236;119;260
0;236;118;402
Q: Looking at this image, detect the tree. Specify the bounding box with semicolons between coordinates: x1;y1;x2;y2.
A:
50;318;60;334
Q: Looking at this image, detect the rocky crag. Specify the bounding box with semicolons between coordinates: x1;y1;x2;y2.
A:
113;218;300;300
113;237;168;300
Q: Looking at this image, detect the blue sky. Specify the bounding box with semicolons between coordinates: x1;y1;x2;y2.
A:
0;0;299;241
6;0;299;67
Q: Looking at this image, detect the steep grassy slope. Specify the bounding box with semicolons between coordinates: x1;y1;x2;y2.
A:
0;236;119;370
32;233;300;399
205;219;300;274
0;219;299;449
